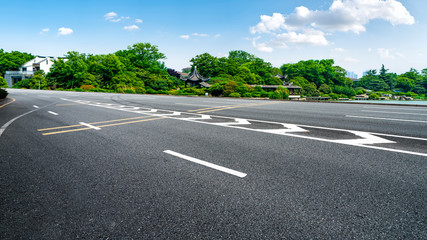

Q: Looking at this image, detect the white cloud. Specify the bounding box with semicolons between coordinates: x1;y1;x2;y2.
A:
104;12;118;21
192;33;209;37
58;27;73;35
124;25;140;31
252;37;273;53
250;13;286;34
135;19;143;24
273;29;329;46
40;28;50;34
378;48;395;59
250;0;414;51
180;35;190;40
214;34;221;38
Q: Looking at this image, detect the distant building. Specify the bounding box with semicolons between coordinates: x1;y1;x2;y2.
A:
4;56;62;87
345;71;358;79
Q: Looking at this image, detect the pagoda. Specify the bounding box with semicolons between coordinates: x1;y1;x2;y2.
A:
180;67;210;88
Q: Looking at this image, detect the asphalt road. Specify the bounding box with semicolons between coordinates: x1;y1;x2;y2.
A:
1;89;426;239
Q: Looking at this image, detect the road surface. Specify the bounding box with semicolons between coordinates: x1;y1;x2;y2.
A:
1;89;426;239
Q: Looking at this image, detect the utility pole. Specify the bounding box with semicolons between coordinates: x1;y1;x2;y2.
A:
38;81;40;90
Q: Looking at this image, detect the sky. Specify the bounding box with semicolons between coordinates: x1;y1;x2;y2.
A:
1;0;426;77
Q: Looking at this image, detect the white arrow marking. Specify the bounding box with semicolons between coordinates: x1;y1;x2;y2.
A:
332;131;395;145
215;118;250;126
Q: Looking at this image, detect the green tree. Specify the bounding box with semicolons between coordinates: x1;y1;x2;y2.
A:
0;49;34;76
29;70;47;89
0;76;8;88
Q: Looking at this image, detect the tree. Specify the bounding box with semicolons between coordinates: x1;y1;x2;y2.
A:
0;49;34;76
0;76;8;88
29;70;47;89
395;76;415;92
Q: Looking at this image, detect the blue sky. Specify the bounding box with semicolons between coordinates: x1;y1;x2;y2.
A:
1;0;426;77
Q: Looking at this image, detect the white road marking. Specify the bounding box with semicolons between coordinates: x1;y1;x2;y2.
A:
361;110;427;116
61;99;427;157
47;111;58;116
332;131;395;145
215;118;250;126
164;150;247;178
79;122;101;130
363;106;427;112
346;115;427;123
33;105;39;108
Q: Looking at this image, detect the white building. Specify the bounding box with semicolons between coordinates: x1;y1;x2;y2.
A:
4;56;60;87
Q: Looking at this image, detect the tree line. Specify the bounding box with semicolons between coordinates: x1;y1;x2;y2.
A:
1;43;426;100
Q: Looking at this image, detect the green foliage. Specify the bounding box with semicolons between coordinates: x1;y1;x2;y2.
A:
223;81;238;97
269;86;289;99
208;82;225;96
281;59;347;87
0;88;8;99
12;78;30;88
318;84;331;94
29;70;47;89
229;92;241;98
0;76;8;88
369;93;380;100
0;49;34;76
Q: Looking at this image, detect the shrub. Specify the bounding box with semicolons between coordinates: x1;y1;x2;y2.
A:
80;85;95;91
72;87;84;92
146;88;157;94
229;92;241;98
124;89;136;94
89;88;107;92
329;93;339;100
0;89;8;99
0;77;8;88
369;93;379;100
242;92;252;98
12;78;30;89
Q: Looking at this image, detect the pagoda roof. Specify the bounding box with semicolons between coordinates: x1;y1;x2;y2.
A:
181;67;210;82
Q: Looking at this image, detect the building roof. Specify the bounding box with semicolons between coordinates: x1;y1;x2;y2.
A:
181;67;210;82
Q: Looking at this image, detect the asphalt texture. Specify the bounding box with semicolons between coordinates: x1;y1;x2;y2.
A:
1;89;426;239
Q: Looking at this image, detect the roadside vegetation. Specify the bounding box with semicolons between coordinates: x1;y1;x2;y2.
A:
1;44;426;100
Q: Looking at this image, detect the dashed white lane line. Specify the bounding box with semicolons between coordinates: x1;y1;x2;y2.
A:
79;122;101;130
361;110;427;116
47;111;58;116
346;115;427;123
33;105;39;108
164;150;247;178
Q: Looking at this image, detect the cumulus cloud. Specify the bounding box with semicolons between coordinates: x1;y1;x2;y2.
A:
104;12;118;21
135;19;143;24
124;25;139;31
250;0;414;52
180;35;190;40
58;27;73;35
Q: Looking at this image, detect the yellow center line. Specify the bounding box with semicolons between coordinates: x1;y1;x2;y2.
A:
42;127;92;136
38;115;156;131
0;97;16;109
41;116;165;136
96;117;166;128
196;102;279;114
187;105;231;112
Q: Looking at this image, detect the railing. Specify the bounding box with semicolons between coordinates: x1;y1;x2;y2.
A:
5;71;35;75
